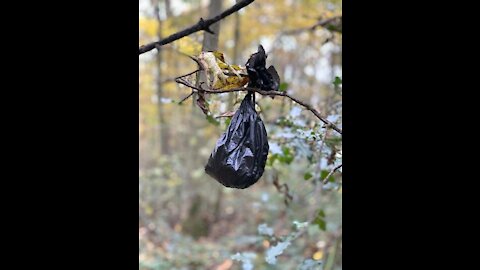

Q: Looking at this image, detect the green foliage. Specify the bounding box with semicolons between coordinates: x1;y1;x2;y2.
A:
267;146;295;166
314;210;327;231
276;116;295;127
320;170;334;183
224;117;231;126
332;76;342;87
304;172;313;180
206;114;220;126
279;82;289;92
325;136;341;149
280;146;295;164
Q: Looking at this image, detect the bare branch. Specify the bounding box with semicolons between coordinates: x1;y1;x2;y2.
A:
282;16;342;36
175;69;200;81
266;16;341;55
178;91;195;104
175;78;343;134
322;164;342;185
139;0;255;55
273;172;293;206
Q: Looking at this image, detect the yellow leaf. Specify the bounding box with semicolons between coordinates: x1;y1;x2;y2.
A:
313;250;323;260
213;76;249;90
218;62;229;69
229;64;244;71
212;51;225;62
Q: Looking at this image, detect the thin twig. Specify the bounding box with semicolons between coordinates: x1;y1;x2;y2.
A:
267;16;341;55
175;69;200;81
178;91;195;104
282;16;342;35
175;78;342;134
158;68;201;85
139;0;255;55
273;172;293;206
322;164;342;185
308;129;329;220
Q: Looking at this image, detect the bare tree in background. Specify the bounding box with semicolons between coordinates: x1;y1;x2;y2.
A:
164;0;173;18
232;0;242;64
202;0;222;51
192;0;225;225
153;0;172;155
230;0;242;106
195;0;223;90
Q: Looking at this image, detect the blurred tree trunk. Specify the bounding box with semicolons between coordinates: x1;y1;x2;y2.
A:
195;0;223;89
182;194;209;239
202;0;222;51
193;0;225;224
229;0;242;107
164;0;173;18
232;11;241;64
153;0;170;155
203;0;224;224
192;0;224;119
213;186;223;222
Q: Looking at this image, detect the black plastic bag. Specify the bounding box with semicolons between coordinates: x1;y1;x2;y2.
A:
246;45;280;91
205;93;269;189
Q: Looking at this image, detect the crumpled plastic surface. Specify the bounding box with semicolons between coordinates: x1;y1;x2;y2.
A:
246;45;280;91
205;93;269;189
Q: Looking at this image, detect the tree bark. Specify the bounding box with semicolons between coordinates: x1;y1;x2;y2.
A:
153;0;170;155
164;0;173;18
229;0;242;107
194;0;224;107
232;0;241;64
202;0;224;223
201;0;223;51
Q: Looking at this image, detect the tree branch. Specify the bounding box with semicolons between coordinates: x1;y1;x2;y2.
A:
273;172;293;206
266;15;341;55
139;0;255;55
175;69;200;81
175;78;342;134
322;164;342;185
282;16;342;36
178;91;195;104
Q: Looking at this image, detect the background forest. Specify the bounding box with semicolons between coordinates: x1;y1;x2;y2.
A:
139;0;342;269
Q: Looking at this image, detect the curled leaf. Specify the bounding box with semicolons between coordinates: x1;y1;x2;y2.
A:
213;75;249;90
